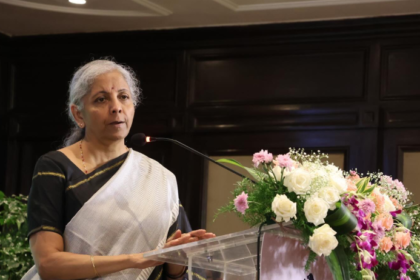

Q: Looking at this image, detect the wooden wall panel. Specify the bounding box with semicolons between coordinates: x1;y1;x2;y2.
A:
10;58;81;111
0;42;11;190
188;48;367;105
381;128;420;179
2;15;420;229
381;46;420;100
190;105;361;132
116;53;181;109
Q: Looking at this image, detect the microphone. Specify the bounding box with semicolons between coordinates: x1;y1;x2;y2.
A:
130;133;255;183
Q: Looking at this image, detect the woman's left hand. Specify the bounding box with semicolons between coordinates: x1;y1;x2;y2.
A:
163;230;216;279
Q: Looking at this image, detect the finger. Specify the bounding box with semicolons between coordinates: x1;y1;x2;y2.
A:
201;233;216;239
168;230;183;242
189;229;207;237
186;237;199;243
166;234;192;246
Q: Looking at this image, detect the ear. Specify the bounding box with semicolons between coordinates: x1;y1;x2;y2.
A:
70;104;85;128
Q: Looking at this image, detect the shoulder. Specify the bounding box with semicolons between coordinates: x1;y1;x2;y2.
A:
32;151;68;179
131;150;176;180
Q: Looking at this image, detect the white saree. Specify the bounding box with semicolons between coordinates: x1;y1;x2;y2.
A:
22;149;179;280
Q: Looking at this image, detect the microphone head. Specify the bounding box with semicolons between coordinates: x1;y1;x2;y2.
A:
130;133;147;149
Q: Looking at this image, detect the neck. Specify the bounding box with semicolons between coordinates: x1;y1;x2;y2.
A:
81;135;128;167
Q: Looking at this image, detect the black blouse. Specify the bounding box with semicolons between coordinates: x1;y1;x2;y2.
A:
27;150;129;237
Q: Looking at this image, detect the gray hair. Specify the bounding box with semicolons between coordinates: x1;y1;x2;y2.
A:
63;59;141;147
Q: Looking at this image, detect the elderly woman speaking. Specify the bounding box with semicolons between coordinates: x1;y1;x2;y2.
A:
22;60;214;280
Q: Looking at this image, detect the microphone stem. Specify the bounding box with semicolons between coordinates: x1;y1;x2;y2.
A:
152;137;256;184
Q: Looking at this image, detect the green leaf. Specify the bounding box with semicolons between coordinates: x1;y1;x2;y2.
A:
0;191;4;200
396;212;413;229
217;158;245;168
216;158;262;180
356;178;369;193
325;202;358;234
326;245;350;280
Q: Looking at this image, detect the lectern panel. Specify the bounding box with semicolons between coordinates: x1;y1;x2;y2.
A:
144;224;332;279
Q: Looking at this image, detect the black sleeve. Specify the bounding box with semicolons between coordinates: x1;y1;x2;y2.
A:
167;202;192;239
27;155;66;238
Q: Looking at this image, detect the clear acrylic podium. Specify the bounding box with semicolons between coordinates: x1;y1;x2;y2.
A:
143;223;312;280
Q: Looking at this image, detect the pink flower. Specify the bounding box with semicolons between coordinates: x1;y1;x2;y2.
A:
381;175;394;185
394;231;411;250
379;237;393;253
372;192;385;213
275;153;294;171
372;221;385;243
234;191;249;214
358;199;376;214
346;179;357;192
348;171;360;183
376;213;394;231
391;197;403;210
252;150;273;167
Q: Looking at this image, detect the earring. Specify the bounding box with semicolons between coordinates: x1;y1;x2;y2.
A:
79;123;84;128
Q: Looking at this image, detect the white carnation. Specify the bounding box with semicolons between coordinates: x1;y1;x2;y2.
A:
284;168;312;194
271;194;297;222
383;194;396;212
308;224;338;256
325;164;339;174
304;197;329;226
328;174;347;194
270;166;283;181
315;187;340;210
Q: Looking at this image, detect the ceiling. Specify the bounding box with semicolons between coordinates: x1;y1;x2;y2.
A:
0;0;419;37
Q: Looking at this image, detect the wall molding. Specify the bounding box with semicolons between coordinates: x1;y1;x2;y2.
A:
0;0;172;17
212;0;404;12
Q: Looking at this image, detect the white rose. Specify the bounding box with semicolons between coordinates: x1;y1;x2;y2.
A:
315;187;340;210
308;224;338;256
328;174;347;194
271;194;297;222
304;197;329;226
383;194;396;212
284;168;312;194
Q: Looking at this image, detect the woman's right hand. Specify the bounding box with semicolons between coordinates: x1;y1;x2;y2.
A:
131;231;195;269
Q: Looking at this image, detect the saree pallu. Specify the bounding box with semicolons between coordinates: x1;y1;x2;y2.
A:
22;150;179;280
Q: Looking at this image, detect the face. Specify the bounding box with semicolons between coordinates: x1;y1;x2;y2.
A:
73;70;135;143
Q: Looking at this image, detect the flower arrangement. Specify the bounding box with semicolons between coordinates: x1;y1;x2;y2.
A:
215;149;420;280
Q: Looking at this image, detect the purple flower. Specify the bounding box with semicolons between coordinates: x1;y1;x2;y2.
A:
400;274;411;280
389;253;413;274
275;153;294;170
390;209;402;217
234;191;249;214
357;231;377;251
252;150;273;167
358;199;376;214
360;251;378;269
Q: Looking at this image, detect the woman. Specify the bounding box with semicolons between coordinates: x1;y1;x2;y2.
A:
23;59;214;280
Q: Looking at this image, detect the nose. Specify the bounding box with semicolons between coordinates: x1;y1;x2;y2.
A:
110;97;122;114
